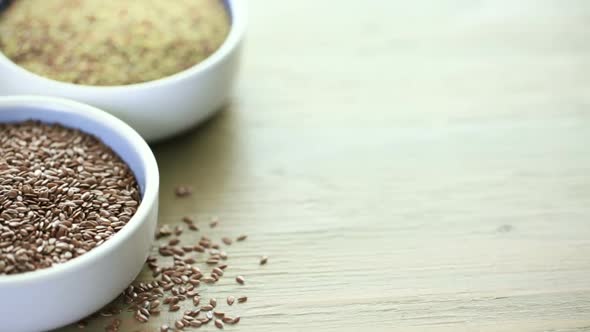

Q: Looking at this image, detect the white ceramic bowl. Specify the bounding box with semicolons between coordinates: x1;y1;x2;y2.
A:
0;96;159;332
0;0;246;142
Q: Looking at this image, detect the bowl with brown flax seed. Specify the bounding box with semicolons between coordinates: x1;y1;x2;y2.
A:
0;95;159;332
0;0;246;142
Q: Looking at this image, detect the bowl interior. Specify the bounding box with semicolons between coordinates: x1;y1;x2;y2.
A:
0;99;148;193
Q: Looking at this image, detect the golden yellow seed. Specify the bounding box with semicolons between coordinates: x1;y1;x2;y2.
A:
0;0;230;86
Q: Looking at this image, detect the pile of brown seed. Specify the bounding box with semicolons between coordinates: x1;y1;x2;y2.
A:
0;121;140;275
77;215;265;331
0;0;230;85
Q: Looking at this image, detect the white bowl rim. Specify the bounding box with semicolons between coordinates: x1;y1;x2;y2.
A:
0;95;160;284
0;0;247;91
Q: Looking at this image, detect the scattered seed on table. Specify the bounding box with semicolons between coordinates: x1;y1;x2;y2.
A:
260;256;269;265
105;328;115;332
206;259;219;265
157;225;173;239
236;276;245;285
175;186;193;197
182;216;194;224
212;267;224;276
174;226;183;236
236;235;248;242
160;324;170;332
47;182;266;330
215;319;224;329
135;312;148;323
190;320;202;327
209;221;218;228
221;237;232;245
139;307;150;317
223;316;240;324
159;247;173;257
187;309;200;317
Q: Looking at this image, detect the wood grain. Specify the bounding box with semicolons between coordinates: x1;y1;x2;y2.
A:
57;0;590;331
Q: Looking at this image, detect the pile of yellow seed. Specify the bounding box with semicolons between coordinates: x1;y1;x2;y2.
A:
0;0;230;86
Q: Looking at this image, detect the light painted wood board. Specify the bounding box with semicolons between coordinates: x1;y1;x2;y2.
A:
57;0;590;331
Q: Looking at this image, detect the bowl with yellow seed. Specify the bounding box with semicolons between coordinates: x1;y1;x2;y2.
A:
0;0;246;141
0;95;159;332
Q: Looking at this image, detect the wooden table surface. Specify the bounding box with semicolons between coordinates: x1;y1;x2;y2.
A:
59;0;590;331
